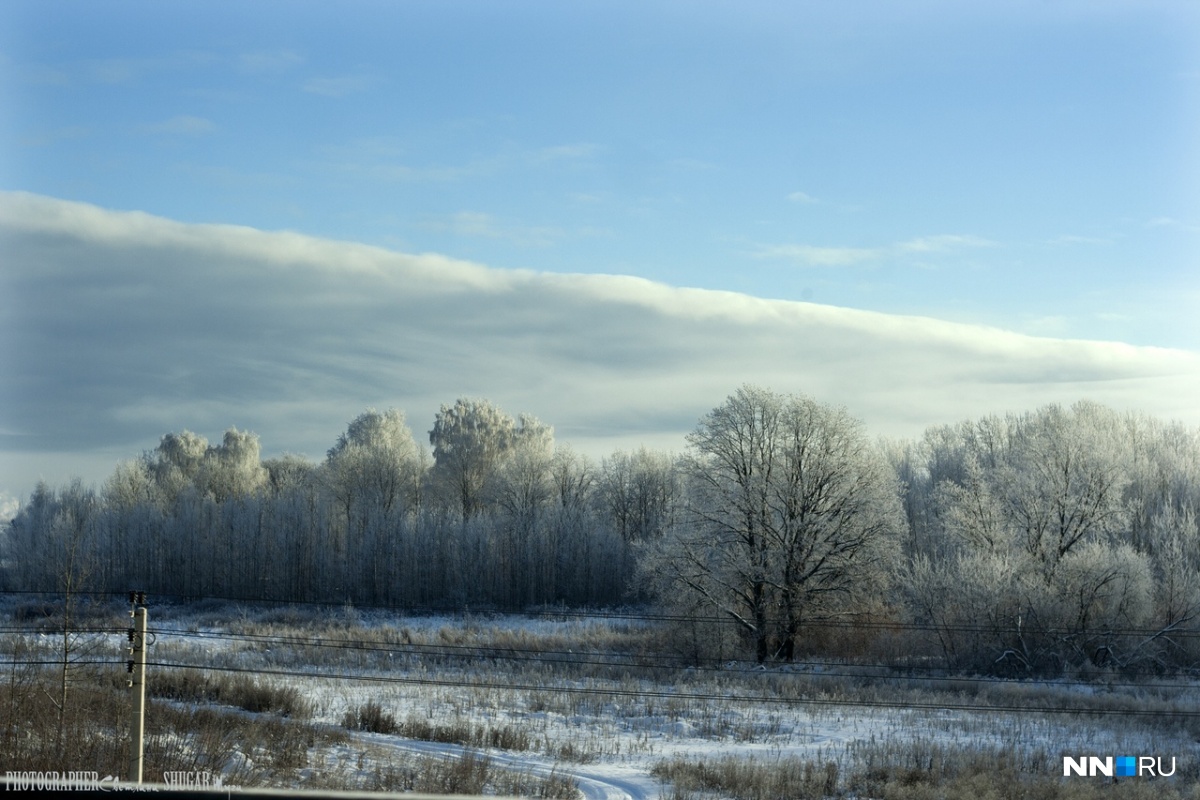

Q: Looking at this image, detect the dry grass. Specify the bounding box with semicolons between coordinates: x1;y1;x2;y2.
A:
656;742;1200;800
0;662;341;784
342;700;532;752
653;754;839;800
152;668;312;718
0;664;574;795
352;746;578;798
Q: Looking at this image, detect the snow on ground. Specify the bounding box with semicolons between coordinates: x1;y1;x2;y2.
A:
10;598;1197;795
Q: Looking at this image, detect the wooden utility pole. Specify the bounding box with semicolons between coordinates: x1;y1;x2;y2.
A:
127;591;147;784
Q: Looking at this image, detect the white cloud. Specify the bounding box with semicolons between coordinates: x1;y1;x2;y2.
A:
1146;217;1200;232
758;232;995;267
2;192;1199;501
895;234;995;253
786;191;820;204
1051;234;1112;246
755;243;882;267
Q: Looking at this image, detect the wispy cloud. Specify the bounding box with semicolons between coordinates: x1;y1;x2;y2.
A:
756;243;881;267
316;138;601;185
1050;234;1112;246
1146;216;1200;233
238;50;304;75
786;191;820;204
786;190;864;213
11;62;71;87
82;51;218;85
757;233;994;267
19;126;91;148
86;58;140;84
140;115;217;136
2;193;1198;500
170;163;301;192
421;211;565;247
667;157;719;172
302;75;373;97
534;143;602;162
895;234;995;253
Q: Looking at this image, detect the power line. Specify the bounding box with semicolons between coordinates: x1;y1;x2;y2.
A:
5;634;1197;721
139;626;1200;685
142;659;1200;720
0;659;124;667
3;617;1198;681
5;590;1199;639
5;651;1194;717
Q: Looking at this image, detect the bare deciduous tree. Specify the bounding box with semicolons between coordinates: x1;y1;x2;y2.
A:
644;385;904;662
596;447;680;542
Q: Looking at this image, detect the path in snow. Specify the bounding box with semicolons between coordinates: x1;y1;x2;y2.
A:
350;732;662;800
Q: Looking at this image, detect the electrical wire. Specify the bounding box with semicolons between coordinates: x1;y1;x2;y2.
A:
3;621;1199;682
139;626;1200;686
4;594;1200;688
140;659;1200;720
4;589;1199;640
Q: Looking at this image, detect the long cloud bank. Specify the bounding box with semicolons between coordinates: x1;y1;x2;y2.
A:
3;190;1199;498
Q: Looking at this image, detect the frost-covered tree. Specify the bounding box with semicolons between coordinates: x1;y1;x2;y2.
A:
145;428;267;504
1142;504;1200;668
326;408;426;516
644;385;904;662
263;454;318;494
428;398;521;520
1001;403;1130;574
4;479;101;753
198;428;268;503
494;414;554;526
901;549;1026;671
898;402;1197;674
596;447;680;542
548;446;594;513
147;430;208;503
1054;542;1152;655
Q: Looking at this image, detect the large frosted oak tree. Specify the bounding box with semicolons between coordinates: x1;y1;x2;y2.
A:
644;385;904;662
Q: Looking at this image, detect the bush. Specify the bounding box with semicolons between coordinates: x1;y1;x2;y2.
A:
151;669;311;718
342;700;398;734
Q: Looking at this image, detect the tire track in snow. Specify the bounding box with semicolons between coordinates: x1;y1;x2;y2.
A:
349;732;659;800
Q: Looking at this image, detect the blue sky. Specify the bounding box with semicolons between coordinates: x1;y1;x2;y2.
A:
1;1;1198;510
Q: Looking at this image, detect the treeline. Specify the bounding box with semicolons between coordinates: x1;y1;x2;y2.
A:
5;389;1200;675
4;399;675;609
892;399;1200;675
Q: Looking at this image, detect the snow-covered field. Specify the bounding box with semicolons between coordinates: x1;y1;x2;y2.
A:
148;602;1200;795
7;598;1199;797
